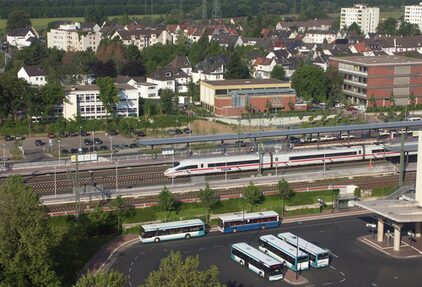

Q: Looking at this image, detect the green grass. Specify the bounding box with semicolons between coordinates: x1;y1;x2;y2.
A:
122;189;340;225
371;186;397;197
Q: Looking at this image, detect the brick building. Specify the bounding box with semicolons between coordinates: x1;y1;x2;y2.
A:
200;79;296;117
330;55;422;107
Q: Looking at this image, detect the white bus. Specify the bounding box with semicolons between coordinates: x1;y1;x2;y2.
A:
277;232;330;268
231;242;284;281
259;234;309;271
217;211;280;233
139;219;205;243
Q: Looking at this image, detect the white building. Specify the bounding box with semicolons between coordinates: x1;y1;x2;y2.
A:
340;4;380;34
191;55;229;83
302;30;337;44
47;22;102;52
6;27;39;50
405;3;422;30
146;68;190;93
63;84;139;120
17;65;47;86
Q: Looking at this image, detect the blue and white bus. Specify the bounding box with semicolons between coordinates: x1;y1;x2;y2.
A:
259;234;309;271
277;232;330;268
139;219;206;243
231;242;284;281
217;211;280;233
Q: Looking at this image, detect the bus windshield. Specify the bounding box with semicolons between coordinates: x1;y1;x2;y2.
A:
217;219;223;228
270;264;284;276
298;256;309;263
318;253;330;260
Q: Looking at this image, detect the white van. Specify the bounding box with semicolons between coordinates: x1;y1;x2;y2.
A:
406;117;422;121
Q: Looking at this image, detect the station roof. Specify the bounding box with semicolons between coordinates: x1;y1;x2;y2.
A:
139;121;422;146
355;200;422;223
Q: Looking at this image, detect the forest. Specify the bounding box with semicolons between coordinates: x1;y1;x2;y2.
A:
0;0;414;19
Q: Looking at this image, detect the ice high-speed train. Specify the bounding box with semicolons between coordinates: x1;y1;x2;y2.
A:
163;144;410;178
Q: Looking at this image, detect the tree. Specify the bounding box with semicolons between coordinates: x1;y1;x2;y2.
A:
142;251;223;287
74;270;125;287
224;52;250;79
124;44;142;63
369;95;377;108
244;182;263;211
158;187;176;221
0;176;60;286
388;92;396;107
0;74;30;121
347;22;361;34
84;6;107;25
277;179;294;215
6;10;31;31
291;64;327;102
91;60;117;77
40;82;66;117
270;65;286;81
325;66;344;106
377;18;397;35
198;184;219;223
160;89;179;115
398;22;420;36
109;196;133;233
97;77;119;120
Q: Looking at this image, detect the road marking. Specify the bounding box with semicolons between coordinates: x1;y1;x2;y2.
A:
305;285;316;287
184;250;191;254
340;278;346;283
322;282;333;286
330;252;339;258
130;261;134;267
340;272;345;276
329;265;336;270
198;247;206;251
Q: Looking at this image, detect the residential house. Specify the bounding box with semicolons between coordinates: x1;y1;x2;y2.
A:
147;68;190;94
376;36;422;55
166;55;192;76
17;65;47;86
191;55;230;83
47;22;101;52
209;34;241;48
111;28;160;51
6;27;39;49
302;30;337;44
252;57;277;79
276;19;334;32
115;75;159;100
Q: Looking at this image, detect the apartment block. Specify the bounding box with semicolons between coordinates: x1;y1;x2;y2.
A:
405;2;422;30
47;22;101;52
330;55;422;107
340;4;379;34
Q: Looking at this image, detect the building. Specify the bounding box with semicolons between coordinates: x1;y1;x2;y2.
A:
330;55;422;107
6;27;39;49
275;19;334;32
200;79;296;117
147;68;190;93
115;75;159;100
17;65;47;86
405;2;422;30
63;84;139;120
302;30;337;44
47;22;102;52
191;55;230;83
252;57;277;79
340;4;379;34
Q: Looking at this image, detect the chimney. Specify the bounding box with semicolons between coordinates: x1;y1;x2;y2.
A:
416;131;422;206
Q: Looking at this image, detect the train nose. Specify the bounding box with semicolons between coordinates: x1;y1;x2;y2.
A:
164;168;172;177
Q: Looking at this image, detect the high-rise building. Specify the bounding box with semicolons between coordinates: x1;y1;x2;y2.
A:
405;3;422;30
340;4;380;34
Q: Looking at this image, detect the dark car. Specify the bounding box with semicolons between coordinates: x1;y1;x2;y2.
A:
61;149;70;154
108;130;119;136
70;148;79;154
120;144;129;149
60;132;69;138
81;147;89;153
80;131;90;136
69;132;79;137
289;136;302;144
168;129;183;135
47;132;55;138
35;139;45;146
129;143;138;148
135;130;146;137
183;128;192;134
112;144;120;150
84;138;93;145
89;146;100;152
4;135;13;141
94;138;103;145
100;145;108;150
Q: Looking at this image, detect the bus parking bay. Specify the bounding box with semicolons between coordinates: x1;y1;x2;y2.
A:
111;215;422;287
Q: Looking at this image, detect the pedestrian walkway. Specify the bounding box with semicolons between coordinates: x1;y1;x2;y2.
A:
360;234;422;258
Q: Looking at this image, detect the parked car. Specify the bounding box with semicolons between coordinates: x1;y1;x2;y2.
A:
135;130;146;137
320;135;337;141
89;146;100;152
69;132;78;137
80;131;90;136
60;132;69;138
183;128;192;134
340;134;355;140
112;144;120;150
81;147;89;153
120;144;130;149
94;138;103;145
335;103;345;109
168;129;183;135
60;149;70;154
100;145;108;150
15;135;25;140
347;106;358;112
398;129;413;135
70;148;79;154
4;135;13;141
34;139;45;146
129;143;139;148
47;132;55;138
84;138;93;145
108;130;119;136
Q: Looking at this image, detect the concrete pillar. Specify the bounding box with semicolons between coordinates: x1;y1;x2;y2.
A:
393;224;401;252
377;218;384;242
416;222;422;238
416;131;422;207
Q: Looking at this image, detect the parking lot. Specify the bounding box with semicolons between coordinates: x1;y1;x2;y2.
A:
111;215;422;287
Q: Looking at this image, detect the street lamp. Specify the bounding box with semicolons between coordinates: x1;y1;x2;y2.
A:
115;161;118;192
109;136;113;161
366;223;376;240
54;166;57;197
58;140;61;166
2;144;5;171
79;125;82;152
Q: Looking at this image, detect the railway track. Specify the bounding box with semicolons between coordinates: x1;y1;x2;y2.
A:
47;172;415;214
18;159;395;195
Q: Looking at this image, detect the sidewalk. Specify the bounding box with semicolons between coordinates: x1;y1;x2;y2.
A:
359;234;422;258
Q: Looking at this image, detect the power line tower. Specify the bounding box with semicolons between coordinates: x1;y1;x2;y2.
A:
212;0;221;19
202;0;207;20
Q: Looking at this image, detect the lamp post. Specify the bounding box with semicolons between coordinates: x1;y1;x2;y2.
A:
2;144;5;171
366;223;376;240
54;166;57;197
79;125;82;152
58;140;61;166
115;161;118;192
109;136;113;161
172;155;175;186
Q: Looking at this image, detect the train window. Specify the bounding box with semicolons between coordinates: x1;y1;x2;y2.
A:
200;164;204;168
173;162;180;167
290;151;357;161
176;165;198;171
275;157;278;161
208;162;227;167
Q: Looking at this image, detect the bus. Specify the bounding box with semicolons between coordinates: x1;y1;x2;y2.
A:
231;242;284;281
277;232;330;268
259;234;309;271
217;211;280;233
139;219;206;243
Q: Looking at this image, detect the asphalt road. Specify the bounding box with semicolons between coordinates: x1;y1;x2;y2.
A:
111;215;422;287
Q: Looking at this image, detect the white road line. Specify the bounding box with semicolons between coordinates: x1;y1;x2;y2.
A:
330;252;339;258
305;285;316;287
322;282;333;286
329;266;336;270
340;272;345;276
130;261;134;266
184;250;191;254
340;278;346;283
134;256;138;260
198;247;206;251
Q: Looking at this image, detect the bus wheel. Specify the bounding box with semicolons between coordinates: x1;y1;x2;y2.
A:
261;225;266;230
240;260;245;266
185;234;191;240
154;237;160;243
233;228;237;233
259;271;264;277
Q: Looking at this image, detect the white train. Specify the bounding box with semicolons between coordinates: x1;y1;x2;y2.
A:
164;144;403;178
